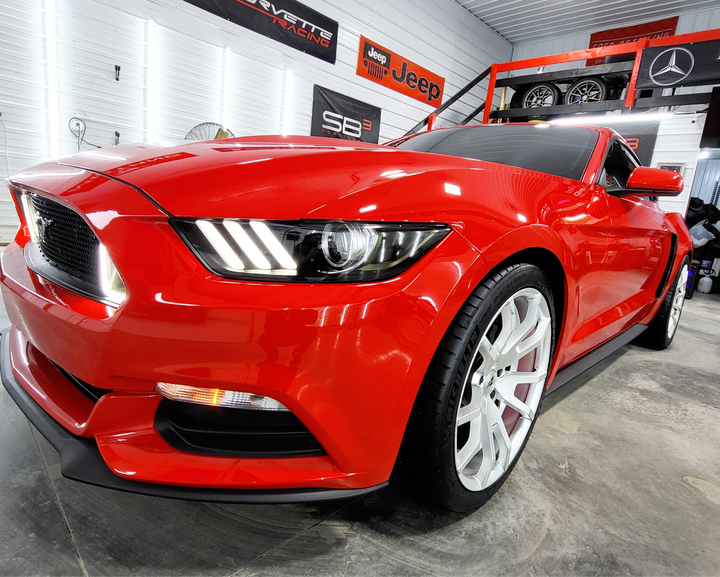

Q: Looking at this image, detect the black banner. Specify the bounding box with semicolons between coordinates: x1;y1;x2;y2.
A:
183;0;338;64
311;85;381;143
700;87;720;149
636;40;720;89
601;120;660;165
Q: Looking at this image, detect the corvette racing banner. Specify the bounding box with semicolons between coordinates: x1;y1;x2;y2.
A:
356;36;445;106
586;17;678;66
311;86;381;143
183;0;338;64
636;39;720;89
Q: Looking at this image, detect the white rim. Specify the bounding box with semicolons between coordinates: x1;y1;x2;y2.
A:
454;288;552;492
668;264;688;339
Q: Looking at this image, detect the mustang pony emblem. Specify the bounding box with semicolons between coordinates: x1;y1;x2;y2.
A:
35;214;54;239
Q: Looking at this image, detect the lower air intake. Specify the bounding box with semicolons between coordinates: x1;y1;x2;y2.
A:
155;399;326;458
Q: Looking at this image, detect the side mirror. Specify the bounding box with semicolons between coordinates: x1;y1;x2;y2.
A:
622;167;683;197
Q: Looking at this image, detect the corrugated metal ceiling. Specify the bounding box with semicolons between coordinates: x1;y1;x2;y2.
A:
457;0;720;44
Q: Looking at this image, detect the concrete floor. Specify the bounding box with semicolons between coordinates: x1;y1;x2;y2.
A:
0;291;719;576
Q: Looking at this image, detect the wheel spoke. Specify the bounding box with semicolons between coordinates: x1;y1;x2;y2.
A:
494;298;520;354
457;400;483;426
477;397;510;486
492;402;511;471
500;296;540;357
456;421;481;471
495;371;546;420
478;336;500;364
514;317;551;359
496;369;547;388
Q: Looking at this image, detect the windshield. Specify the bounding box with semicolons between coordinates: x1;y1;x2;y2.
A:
395;125;599;181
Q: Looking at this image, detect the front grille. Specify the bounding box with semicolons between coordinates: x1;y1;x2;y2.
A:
155;399;326;458
29;194;99;284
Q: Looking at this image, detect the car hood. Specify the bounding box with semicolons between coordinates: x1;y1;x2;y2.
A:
56;135;527;221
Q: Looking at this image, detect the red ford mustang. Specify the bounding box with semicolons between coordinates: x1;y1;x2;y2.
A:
0;124;691;511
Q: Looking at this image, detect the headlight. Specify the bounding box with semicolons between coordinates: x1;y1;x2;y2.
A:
172;218;450;282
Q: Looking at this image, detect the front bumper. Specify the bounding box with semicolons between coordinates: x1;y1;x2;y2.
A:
0;327;385;503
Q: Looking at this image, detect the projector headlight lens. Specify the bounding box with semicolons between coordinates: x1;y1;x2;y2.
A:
172;218;450;283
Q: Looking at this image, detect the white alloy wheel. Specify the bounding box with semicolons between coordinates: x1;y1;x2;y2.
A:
668;263;688;339
454;288;552;492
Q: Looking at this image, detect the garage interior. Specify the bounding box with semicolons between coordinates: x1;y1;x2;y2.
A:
1;0;720;575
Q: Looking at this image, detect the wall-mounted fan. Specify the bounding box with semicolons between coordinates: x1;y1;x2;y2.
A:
185;122;235;140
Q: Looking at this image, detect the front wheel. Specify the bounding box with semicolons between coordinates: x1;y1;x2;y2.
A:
400;264;555;511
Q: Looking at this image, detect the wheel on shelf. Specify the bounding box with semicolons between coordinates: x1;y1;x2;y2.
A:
564;77;608;105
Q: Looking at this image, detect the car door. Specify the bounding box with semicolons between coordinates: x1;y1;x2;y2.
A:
580;139;672;351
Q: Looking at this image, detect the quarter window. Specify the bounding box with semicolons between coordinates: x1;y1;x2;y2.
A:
599;141;640;191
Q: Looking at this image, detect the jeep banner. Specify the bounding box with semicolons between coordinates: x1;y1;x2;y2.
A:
356;36;445;106
183;0;338;64
636;39;720;89
311;85;381;143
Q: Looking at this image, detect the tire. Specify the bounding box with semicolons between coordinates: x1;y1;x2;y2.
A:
399;264;555;511
564;77;608;105
637;256;690;350
508;89;528;123
521;82;561;109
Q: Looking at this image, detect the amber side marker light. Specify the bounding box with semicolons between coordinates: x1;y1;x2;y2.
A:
155;382;290;411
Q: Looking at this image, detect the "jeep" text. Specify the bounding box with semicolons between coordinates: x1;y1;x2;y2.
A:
391;61;441;103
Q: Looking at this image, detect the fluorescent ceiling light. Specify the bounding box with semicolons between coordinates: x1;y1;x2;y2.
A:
45;0;58;158
222;47;231;130
550;112;674;125
282;69;292;136
146;20;156;142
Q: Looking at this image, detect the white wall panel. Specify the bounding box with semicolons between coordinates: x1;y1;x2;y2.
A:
91;0;511;139
55;0;146;155
153;25;223;140
651;114;706;216
0;0;46;242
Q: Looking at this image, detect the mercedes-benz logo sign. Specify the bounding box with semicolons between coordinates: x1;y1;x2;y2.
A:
649;47;695;86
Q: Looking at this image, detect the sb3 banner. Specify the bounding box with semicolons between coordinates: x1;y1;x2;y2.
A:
311;86;381;143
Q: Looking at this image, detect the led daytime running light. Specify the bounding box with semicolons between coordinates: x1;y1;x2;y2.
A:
21;194;40;243
155;382;290;412
98;244;126;307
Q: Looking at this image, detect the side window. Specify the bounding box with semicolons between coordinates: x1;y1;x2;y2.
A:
599;141;640;191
